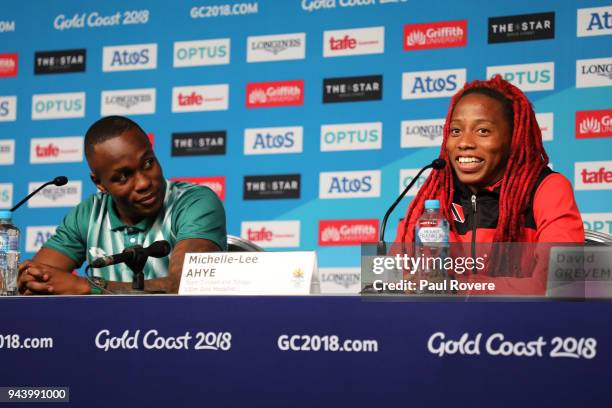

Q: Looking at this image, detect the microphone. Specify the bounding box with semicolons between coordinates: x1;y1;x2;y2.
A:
377;158;446;255
10;176;68;212
90;240;171;268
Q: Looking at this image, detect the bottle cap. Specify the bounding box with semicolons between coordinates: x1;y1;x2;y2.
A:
424;199;440;210
0;210;12;220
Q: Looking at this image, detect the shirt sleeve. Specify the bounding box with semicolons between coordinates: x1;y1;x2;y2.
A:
171;185;227;251
42;202;89;266
533;173;585;243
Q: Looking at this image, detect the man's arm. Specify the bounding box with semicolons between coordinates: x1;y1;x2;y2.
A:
20;239;221;295
18;247;89;295
19;196;93;295
32;247;78;270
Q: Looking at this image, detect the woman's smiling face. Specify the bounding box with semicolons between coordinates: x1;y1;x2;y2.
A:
446;92;512;193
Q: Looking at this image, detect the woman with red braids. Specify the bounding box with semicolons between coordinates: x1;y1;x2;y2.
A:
395;75;584;295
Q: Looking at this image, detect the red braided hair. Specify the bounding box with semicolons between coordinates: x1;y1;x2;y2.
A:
400;75;549;243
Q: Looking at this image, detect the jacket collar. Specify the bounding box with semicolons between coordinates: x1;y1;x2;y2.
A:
452;171;503;199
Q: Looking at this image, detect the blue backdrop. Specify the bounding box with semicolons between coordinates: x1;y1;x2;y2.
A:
0;0;610;271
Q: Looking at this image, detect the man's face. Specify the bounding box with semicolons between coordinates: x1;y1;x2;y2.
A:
88;128;165;224
446;93;512;192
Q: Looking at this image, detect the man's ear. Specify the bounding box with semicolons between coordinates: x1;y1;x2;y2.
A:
90;172;106;193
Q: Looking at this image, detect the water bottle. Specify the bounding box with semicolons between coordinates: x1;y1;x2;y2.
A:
414;200;449;293
0;210;20;296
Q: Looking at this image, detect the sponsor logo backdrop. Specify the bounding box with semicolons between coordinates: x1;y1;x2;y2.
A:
0;0;610;270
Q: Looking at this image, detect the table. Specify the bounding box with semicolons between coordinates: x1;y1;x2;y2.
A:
1;296;610;407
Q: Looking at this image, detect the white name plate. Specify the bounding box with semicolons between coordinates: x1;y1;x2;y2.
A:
179;251;319;295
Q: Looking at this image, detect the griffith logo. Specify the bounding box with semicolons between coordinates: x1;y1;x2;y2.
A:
0;53;17;77
404;20;467;51
576;109;612;138
171;176;226;201
246;80;304;108
318;219;379;246
574;161;612;190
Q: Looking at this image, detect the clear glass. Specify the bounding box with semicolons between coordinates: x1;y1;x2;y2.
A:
0;218;20;296
414;208;450;293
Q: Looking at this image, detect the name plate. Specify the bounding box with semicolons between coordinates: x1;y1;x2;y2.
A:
178;252;319;295
547;246;612;299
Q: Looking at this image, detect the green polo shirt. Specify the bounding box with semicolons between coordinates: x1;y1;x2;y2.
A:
43;180;226;282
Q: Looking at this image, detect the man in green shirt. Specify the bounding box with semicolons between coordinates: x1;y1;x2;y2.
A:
18;116;226;295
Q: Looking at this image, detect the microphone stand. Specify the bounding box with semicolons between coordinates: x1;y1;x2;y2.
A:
123;246;147;292
89;241;171;294
362;159;445;295
10;176;68;212
377;163;435;256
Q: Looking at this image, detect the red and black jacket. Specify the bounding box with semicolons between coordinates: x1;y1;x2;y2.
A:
394;168;584;295
447;167;584;244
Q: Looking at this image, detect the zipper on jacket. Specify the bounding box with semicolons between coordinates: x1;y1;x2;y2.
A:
471;194;477;274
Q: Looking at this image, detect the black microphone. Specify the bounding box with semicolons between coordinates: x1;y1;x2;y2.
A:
10;176;68;212
90;240;171;268
377;158;446;255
